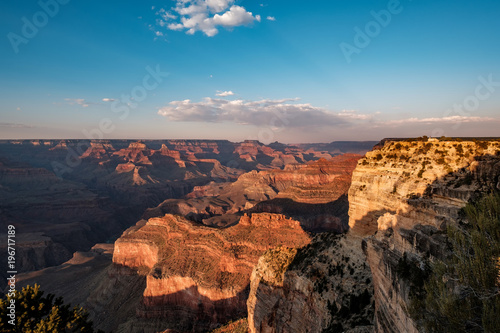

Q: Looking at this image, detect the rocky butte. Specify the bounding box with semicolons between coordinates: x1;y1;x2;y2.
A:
113;212;312;332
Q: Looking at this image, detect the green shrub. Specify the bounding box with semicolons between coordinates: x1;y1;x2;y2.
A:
409;193;500;332
0;284;102;333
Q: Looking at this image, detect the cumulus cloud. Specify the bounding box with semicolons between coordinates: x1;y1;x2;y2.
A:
266;16;276;21
157;97;372;128
215;90;235;97
155;1;261;37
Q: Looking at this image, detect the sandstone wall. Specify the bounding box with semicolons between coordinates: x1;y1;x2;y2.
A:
247;233;374;333
347;139;500;332
112;212;312;332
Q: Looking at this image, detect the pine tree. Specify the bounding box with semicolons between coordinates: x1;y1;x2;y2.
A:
0;284;103;333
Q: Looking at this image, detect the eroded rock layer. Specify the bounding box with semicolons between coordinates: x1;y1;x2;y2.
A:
145;154;361;231
0;139;349;285
348;139;500;332
113;213;311;332
247;233;374;333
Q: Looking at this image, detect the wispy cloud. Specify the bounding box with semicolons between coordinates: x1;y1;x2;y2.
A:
157;97;374;128
337;109;373;120
155;0;261;37
156;95;500;135
383;115;496;125
266;16;276;21
65;98;90;108
0;122;33;128
215;90;235;97
102;98;116;102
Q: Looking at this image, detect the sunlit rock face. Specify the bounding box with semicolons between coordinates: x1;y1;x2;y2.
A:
144;154;361;231
113;212;311;332
247;233;375;333
348;139;500;332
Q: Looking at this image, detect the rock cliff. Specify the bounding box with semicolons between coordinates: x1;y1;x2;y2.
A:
247;233;374;333
112;212;311;332
145;154;361;231
348;138;500;332
1;139;335;282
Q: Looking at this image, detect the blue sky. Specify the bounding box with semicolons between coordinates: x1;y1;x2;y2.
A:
1;0;499;142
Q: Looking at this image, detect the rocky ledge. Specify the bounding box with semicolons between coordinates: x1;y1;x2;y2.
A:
348;138;500;332
113;212;312;332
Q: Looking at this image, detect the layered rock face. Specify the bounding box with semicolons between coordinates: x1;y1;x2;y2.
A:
248;155;361;232
347;139;500;332
146;154;361;231
112;212;311;332
247;233;374;333
1;139;335;280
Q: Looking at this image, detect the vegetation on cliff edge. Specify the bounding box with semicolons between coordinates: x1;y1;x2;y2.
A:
0;284;102;333
410;193;500;333
210;318;248;333
260;246;298;287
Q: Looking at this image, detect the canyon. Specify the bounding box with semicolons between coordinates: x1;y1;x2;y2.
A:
8;138;500;332
4;139;372;331
1;139;374;289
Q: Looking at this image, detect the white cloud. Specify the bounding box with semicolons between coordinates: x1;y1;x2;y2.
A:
157;97;363;128
384;115;496;125
65;98;90;108
206;0;233;13
102;98;116;102
266;16;276;21
216;90;235;97
337;109;372;120
213;6;259;26
155;1;261;37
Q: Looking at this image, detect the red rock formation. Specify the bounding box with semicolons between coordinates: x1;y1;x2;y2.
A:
158;144;181;159
247;233;374;333
113;213;311;332
348;139;500;332
113;141;153;165
49;140;68;150
147;154;361;231
81;141;115;159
